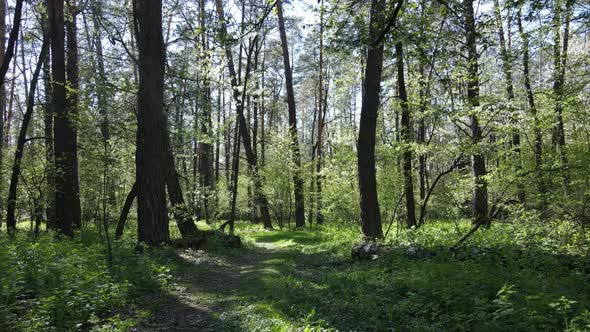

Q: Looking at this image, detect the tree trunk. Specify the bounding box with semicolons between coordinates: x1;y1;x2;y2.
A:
0;0;24;80
133;0;170;245
91;0;110;141
464;0;489;226
166;160;199;237
66;0;82;228
43;51;56;230
395;42;416;228
517;1;544;203
115;181;137;239
198;0;213;222
0;1;5;227
49;0;80;237
276;0;305;228
315;0;326;225
493;0;524;203
6;36;49;233
357;0;401;240
551;0;572;195
215;0;272;228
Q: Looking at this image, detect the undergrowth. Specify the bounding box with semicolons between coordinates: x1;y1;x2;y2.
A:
0;217;589;331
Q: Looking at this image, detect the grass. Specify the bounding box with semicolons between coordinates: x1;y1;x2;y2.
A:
1;219;589;331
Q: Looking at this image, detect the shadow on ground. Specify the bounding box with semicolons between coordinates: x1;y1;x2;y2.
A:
138;230;590;331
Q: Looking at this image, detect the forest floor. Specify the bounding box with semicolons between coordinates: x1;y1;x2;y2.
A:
134;221;590;331
2;220;590;331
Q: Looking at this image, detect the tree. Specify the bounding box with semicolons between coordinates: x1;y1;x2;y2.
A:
464;0;488;227
66;0;82;228
134;0;170;245
493;0;524;202
6;34;49;233
395;41;416;228
276;0;305;228
214;0;273;229
516;0;544;203
358;0;403;240
49;0;81;237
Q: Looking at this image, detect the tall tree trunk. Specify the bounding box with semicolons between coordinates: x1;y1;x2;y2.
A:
215;0;272;228
517;1;544;203
198;0;213;222
0;0;5;227
417;61;427;202
464;0;489;226
6;36;49;233
91;0;110;141
66;0;82;228
221;121;240;233
133;0;170;245
43;51;56;230
276;0;305;228
493;0;524;203
49;0;80;237
551;0;571;195
315;0;326;225
357;0;402;239
395;42;416;228
358;19;374;234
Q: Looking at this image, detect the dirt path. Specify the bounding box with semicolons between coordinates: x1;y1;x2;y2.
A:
139;240;293;331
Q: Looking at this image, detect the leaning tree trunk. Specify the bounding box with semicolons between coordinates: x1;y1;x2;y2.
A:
276;0;305;228
464;0;489;227
6;36;49;233
115;182;137;239
395;42;416;228
133;0;170;245
49;0;80;237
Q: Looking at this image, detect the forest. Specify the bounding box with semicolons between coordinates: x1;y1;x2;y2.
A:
0;0;589;330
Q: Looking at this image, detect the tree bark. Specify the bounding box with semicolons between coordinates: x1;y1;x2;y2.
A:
464;0;489;227
49;0;80;237
66;0;82;229
43;50;56;230
133;0;170;245
198;0;213;222
0;1;5;227
276;0;305;228
0;0;24;81
6;36;49;233
357;0;402;240
395;42;416;228
115;181;137;239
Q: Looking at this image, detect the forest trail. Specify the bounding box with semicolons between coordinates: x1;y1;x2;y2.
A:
139;235;315;331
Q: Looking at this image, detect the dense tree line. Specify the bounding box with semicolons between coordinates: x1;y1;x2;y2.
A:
0;0;587;246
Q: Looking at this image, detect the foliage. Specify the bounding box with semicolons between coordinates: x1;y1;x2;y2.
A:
0;227;178;331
